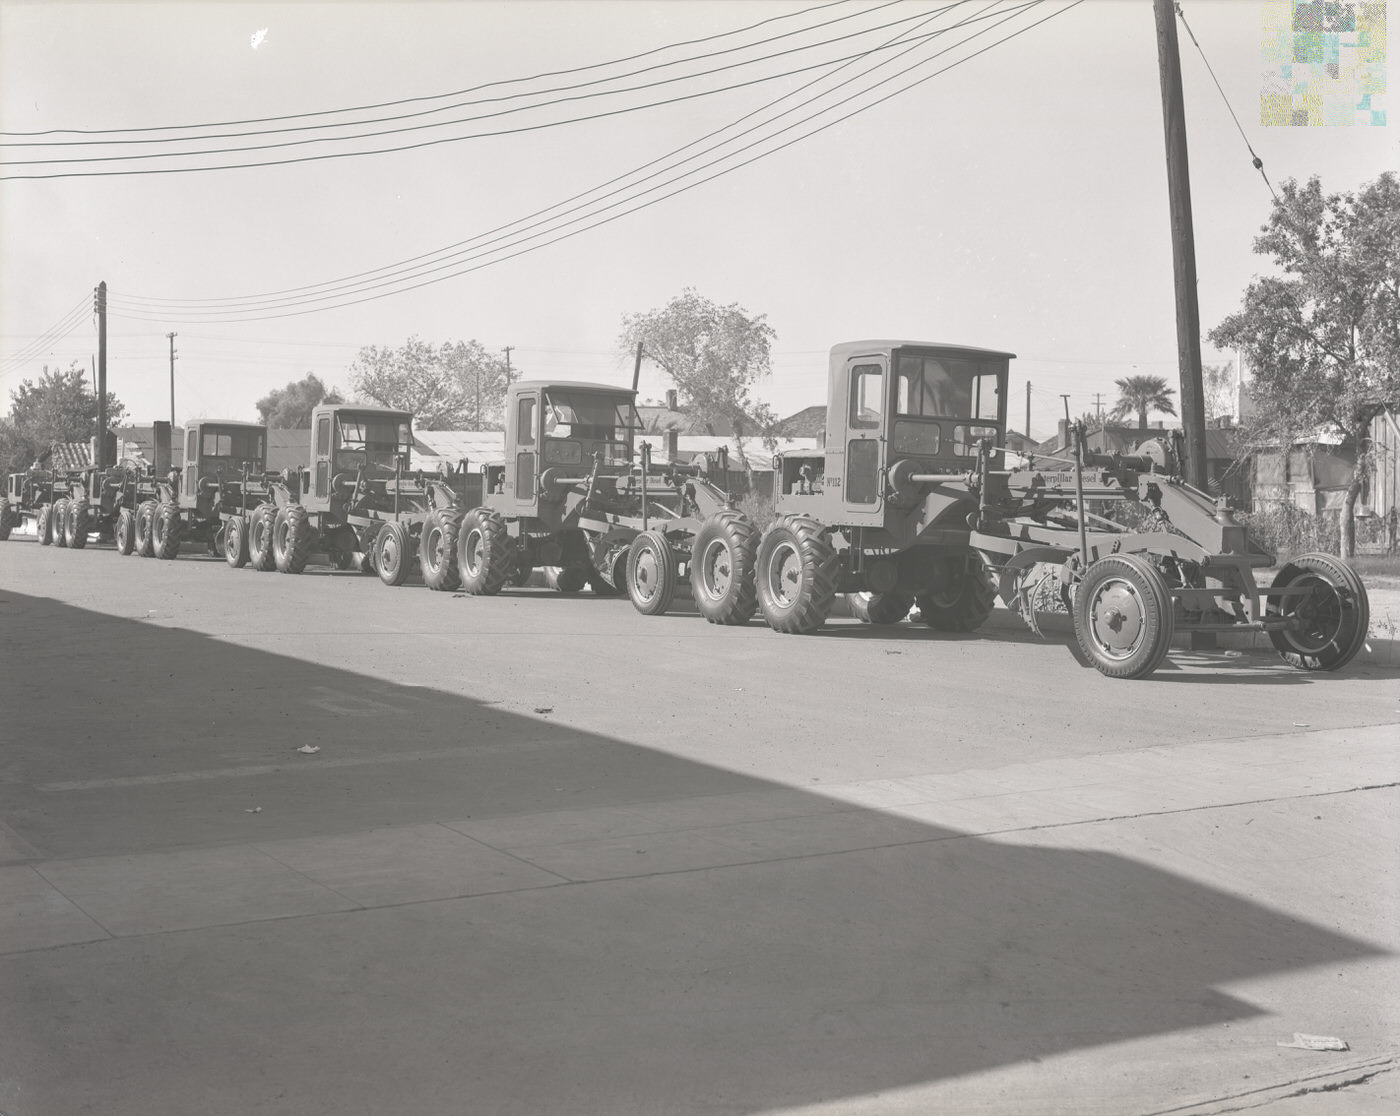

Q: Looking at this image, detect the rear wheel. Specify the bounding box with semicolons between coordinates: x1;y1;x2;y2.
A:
848;592;914;625
273;505;313;574
224;515;249;568
627;531;677;616
247;504;277;571
419;506;462;591
37;503;54;546
134;500;157;557
375;521;411;586
691;511;759;625
756;515;838;634
65;497;90;549
0;500;14;541
1072;553;1175;679
152;501;182;559
1266;552;1369;671
115;508;137;555
916;553;995;632
52;499;70;548
457;507;514;595
544;565;588;594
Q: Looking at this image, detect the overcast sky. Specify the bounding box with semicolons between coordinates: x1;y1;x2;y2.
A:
1;0;1393;438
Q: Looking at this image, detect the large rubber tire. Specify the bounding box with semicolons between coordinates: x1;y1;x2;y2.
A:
457;507;514;596
916;554;996;632
508;560;533;587
419;507;462;592
755;515;838;634
1266;552;1369;671
115;508;136;555
273;505;313;574
52;499;70;548
248;504;277;571
375;520;412;586
224;515;249;568
1072;553;1175;679
134;500;158;558
37;503;54;546
0;500;15;541
64;497;89;548
848;591;914;625
152;501;182;560
627;530;678;616
691;511;759;625
544;565;588;594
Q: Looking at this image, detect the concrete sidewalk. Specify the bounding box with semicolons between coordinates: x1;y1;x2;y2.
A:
4;723;1395;1115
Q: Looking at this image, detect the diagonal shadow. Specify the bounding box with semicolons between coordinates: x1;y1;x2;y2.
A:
0;588;1386;1116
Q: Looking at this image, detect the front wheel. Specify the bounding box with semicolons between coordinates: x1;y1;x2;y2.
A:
37;503;54;546
1267;552;1369;671
1072;553;1175;679
375;520;411;586
691;511;759;625
224;515;249;568
755;515;838;634
115;508;137;555
627;531;678;615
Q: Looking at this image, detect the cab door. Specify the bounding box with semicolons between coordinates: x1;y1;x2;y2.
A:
845;358;886;510
314;414;331;499
512;392;538;508
184;427;199;498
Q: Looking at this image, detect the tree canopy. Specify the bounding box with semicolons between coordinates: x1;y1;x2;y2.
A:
1108;374;1177;432
348;337;511;429
1209;172;1399;555
1;362;125;474
255;373;343;429
619;289;776;473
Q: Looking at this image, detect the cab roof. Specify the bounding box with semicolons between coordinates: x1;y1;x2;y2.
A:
509;380;636;397
187;419;266;430
831;340;1017;362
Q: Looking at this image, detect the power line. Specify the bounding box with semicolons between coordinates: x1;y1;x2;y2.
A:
0;294;93;376
108;1;1066;322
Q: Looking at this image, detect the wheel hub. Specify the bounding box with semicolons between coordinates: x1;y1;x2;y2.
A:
1090;579;1145;655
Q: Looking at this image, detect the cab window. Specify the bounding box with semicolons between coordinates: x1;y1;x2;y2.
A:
517;398;536;446
849;365;883;430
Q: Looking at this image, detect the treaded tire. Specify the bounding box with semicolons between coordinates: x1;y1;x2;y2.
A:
691;510;759;625
1072;553;1175;679
224;515;249;568
66;497;90;549
134;500;158;558
248;504;277;571
627;530;678;616
544;565;588;594
1266;552;1369;671
756;515;838;634
152;501;182;559
115;508;136;554
37;503;54;546
457;507;514;595
419;506;462;591
375;521;411;586
508;559;533;587
848;592;914;625
916;553;995;632
0;500;15;541
273;505;313;574
52;499;70;548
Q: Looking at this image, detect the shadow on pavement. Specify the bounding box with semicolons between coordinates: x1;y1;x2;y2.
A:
0;588;1386;1116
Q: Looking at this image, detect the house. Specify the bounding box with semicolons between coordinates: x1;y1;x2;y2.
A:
635;390;762;438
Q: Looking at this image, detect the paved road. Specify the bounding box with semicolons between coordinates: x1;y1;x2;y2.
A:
2;536;1397;1115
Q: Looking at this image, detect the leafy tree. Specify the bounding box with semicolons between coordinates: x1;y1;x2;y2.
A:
619;288;777;477
1209;172;1400;558
255;373;343;429
2;362;125;473
348;337;510;429
1108;374;1177;432
1203;363;1236;423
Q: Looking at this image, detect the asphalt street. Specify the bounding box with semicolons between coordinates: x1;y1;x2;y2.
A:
1;533;1396;1115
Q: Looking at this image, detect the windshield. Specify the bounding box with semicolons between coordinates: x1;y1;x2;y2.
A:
336;414;412;470
543;392;639;437
199;427;265;473
894;354;1001;422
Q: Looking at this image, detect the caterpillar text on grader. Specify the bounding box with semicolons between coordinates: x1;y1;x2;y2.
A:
261;404;472;587
757;340;1369;678
456;380;750;618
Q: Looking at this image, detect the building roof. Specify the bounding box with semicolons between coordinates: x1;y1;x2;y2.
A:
771;405;827;438
408;431;820;473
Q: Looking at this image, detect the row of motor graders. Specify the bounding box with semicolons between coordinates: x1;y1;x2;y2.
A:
7;339;1371;680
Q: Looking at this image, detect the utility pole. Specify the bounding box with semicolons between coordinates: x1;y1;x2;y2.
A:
1093;393;1105;422
166;332;177;432
95;282;108;467
502;346;514;383
1154;0;1208;490
1024;381;1031;441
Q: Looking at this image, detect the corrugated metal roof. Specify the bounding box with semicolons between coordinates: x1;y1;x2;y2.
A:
408;431;820;473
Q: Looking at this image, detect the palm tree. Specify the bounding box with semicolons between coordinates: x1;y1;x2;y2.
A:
1109;375;1177;432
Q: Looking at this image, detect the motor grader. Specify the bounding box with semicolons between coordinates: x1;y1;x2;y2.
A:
456;380;749;618
261;404;472;587
758;340;1369;679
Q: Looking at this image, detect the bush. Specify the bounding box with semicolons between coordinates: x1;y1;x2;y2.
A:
735;488;776;532
1239;504;1339;559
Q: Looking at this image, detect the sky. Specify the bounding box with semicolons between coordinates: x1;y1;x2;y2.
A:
0;0;1394;440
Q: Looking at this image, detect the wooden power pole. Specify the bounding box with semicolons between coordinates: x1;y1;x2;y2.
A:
95;282;108;467
167;332;178;432
1154;0;1208;490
